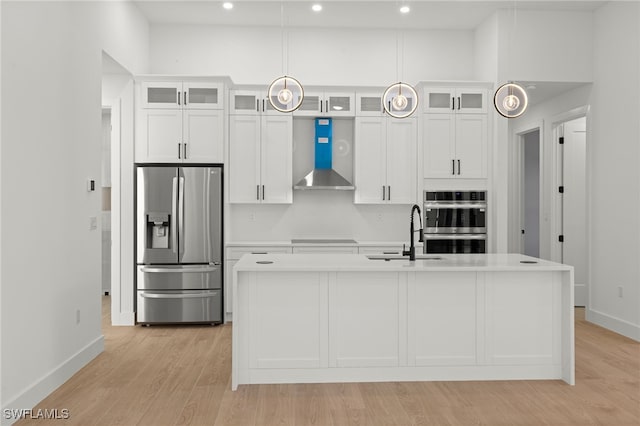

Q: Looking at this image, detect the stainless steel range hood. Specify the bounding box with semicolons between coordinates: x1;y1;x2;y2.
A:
294;117;355;190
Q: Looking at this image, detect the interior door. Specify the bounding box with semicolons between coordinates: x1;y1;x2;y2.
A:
561;117;587;306
178;166;222;264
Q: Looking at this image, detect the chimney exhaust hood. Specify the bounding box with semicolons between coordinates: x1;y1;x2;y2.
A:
294;118;355;190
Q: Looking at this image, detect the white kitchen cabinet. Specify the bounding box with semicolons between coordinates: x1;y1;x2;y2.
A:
355;93;384;116
409;272;478;366
330;272;400;367
484;272;561;366
224;246;292;316
141;81;223;110
229;90;281;116
136;109;224;163
354;116;417;204
423;113;487;179
294;91;355;117
229;114;293;204
136;80;225;163
423;87;486;114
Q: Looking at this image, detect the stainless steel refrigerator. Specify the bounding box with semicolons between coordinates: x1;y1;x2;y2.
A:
135;165;223;324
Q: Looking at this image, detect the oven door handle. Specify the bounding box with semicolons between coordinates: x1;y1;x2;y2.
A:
423;203;487;209
423;234;487;240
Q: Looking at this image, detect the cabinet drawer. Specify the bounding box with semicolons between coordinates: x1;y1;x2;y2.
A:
226;246;292;260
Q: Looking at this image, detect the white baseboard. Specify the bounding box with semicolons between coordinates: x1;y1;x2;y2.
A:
586;308;640;342
1;336;104;426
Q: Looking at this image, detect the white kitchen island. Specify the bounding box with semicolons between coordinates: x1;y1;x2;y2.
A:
232;253;574;390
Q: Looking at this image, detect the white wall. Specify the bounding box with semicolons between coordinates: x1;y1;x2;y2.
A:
497;9;593;83
587;1;640;340
150;24;475;85
0;0;148;419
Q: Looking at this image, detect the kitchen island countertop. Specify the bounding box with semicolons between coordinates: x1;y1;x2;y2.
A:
233;253;572;273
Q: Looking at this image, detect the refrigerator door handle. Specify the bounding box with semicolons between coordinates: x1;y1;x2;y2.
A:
178;176;185;258
171;176;178;253
140;291;219;299
140;266;220;273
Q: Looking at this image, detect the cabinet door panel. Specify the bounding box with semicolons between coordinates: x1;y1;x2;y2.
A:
184;82;223;109
455;114;487;178
261;115;293;204
423;87;455;113
386;118;417;204
410;272;477;365
142;81;181;109
331;272;400;367
229;115;261;203
249;273;325;368
485;272;560;365
136;109;182;163
183;110;223;163
457;89;486;113
354;117;387;204
423;115;456;178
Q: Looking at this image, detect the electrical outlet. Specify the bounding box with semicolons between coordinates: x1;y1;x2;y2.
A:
89;216;98;230
76;309;81;325
617;286;623;298
377;213;383;221
249;212;255;221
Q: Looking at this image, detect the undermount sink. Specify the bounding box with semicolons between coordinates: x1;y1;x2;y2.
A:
366;255;443;261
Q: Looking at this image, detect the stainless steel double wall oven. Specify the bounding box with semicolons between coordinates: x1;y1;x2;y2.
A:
423;191;487;254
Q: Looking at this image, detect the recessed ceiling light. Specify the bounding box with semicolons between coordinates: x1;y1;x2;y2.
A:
312;4;322;12
400;5;410;14
222;2;233;10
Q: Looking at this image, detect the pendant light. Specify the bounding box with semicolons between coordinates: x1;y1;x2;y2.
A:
268;3;304;113
382;27;418;119
494;2;528;118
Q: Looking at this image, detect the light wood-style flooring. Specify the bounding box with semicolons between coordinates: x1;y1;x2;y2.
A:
17;296;640;425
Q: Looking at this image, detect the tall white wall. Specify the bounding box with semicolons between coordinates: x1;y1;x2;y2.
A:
0;0;148;419
496;9;593;83
587;1;640;340
150;24;475;85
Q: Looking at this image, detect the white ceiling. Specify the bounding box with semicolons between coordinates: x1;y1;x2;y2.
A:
134;1;607;30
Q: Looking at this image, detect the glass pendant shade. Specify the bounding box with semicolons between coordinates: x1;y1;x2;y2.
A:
268;76;304;113
382;82;418;118
494;82;528;118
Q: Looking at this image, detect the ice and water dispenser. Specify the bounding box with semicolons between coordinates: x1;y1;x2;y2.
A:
146;212;170;249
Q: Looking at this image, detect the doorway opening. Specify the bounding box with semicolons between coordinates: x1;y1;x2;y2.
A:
521;129;541;257
101;51;134;325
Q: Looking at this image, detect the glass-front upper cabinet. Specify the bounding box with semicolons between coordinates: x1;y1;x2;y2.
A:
356;93;384;116
293;92;355;117
423;87;486;114
142;81;224;110
229;90;281;115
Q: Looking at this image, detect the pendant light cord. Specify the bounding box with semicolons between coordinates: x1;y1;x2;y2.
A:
280;2;287;76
